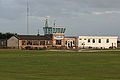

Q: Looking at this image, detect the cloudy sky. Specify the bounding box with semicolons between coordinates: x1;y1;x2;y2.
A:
0;0;120;38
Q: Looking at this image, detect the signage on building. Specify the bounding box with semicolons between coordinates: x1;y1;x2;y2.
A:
54;36;64;39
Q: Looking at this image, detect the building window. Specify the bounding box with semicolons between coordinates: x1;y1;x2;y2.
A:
84;39;87;40
53;28;56;33
46;41;51;45
58;28;60;33
56;40;61;45
48;28;52;34
33;41;39;45
65;41;67;44
27;41;32;45
22;41;26;45
61;28;63;33
79;38;82;40
1;41;4;45
56;28;59;33
63;28;66;33
46;28;48;34
73;41;75;44
40;41;45;45
88;39;90;43
93;39;95;43
99;39;101;43
106;39;109;43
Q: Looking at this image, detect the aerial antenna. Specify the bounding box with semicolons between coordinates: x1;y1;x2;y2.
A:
27;0;29;34
37;29;40;36
53;20;56;27
45;19;48;27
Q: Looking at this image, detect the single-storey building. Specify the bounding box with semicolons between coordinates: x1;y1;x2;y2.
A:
0;39;7;47
76;36;118;49
7;35;52;49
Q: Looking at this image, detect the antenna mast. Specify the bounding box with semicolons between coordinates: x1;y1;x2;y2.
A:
45;19;48;27
37;29;40;36
54;20;56;27
27;0;29;34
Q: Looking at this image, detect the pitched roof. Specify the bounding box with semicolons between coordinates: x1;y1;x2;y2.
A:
15;35;52;40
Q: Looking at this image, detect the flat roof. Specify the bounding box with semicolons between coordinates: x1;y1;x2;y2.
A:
43;27;65;28
65;36;118;38
78;36;118;38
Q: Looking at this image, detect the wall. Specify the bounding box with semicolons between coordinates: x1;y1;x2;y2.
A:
19;40;53;49
77;36;118;49
7;36;19;49
63;38;76;49
0;40;7;47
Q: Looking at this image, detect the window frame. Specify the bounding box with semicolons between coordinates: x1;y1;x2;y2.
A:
56;40;62;45
98;39;101;43
88;39;90;43
106;39;109;43
92;39;95;43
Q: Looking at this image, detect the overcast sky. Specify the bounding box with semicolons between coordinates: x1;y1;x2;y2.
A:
0;0;120;39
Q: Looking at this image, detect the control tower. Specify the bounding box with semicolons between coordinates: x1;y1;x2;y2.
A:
43;19;66;46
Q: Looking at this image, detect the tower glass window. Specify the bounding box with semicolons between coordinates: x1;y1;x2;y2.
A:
63;28;66;33
48;28;51;34
53;28;56;33
43;27;66;34
61;28;63;33
58;28;60;33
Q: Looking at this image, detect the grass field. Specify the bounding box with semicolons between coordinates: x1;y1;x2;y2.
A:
0;50;120;80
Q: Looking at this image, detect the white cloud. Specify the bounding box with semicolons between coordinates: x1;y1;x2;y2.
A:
92;11;120;15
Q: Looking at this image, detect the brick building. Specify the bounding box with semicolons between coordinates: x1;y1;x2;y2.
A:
7;19;118;50
7;19;76;49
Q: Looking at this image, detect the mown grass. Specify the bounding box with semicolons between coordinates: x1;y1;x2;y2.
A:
0;50;120;80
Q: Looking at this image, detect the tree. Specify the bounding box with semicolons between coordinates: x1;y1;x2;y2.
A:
0;32;17;39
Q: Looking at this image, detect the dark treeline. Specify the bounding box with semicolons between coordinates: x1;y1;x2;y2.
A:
0;32;17;39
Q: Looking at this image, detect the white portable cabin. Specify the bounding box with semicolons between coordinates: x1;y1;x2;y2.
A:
77;36;118;49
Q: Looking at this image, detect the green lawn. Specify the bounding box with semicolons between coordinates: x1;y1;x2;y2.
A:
0;50;120;80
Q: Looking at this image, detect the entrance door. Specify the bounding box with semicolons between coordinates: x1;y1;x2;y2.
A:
67;41;73;48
